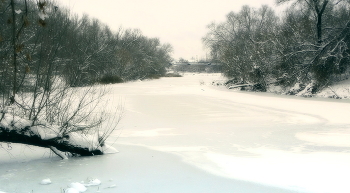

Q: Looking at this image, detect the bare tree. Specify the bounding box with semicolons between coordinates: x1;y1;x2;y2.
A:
1;0;173;159
276;0;350;92
0;0;121;159
276;0;350;43
203;2;350;94
203;5;279;91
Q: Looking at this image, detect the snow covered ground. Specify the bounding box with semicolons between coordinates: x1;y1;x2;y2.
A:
1;73;350;193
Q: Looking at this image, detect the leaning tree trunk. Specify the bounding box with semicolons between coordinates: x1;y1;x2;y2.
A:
0;126;103;156
0;128;103;156
0;113;104;157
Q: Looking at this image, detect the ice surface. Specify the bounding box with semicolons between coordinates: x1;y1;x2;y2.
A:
108;73;350;193
40;178;52;185
84;178;101;186
100;144;119;154
1;73;350;193
64;188;79;193
69;182;86;192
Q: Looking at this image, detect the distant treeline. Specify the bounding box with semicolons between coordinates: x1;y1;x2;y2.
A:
169;63;222;73
203;1;350;94
0;0;172;95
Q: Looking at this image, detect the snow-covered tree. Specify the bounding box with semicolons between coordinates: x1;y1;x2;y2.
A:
203;2;350;94
276;0;350;93
0;0;121;159
203;5;279;91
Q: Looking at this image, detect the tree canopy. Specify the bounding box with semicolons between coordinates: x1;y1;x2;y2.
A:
204;1;350;94
0;0;172;158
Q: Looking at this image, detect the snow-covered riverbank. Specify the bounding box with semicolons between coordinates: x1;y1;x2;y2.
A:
1;73;350;193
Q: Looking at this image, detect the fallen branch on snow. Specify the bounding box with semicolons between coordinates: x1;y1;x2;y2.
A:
228;84;255;89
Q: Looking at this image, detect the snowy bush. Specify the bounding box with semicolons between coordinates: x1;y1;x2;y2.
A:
99;74;124;84
296;81;316;97
286;82;305;95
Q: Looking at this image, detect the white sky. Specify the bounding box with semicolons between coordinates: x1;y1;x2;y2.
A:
56;0;284;61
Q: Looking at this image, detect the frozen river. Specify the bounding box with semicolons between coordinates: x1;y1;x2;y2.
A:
1;73;350;193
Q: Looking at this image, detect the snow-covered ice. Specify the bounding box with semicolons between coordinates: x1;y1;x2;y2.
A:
1;73;350;193
84;178;101;186
106;184;116;188
64;188;80;193
69;182;86;192
100;144;119;154
40;178;52;185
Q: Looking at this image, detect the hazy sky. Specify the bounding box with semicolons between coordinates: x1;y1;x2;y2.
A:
57;0;284;61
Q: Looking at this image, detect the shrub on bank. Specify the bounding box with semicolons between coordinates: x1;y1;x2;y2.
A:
100;74;124;84
164;73;182;77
